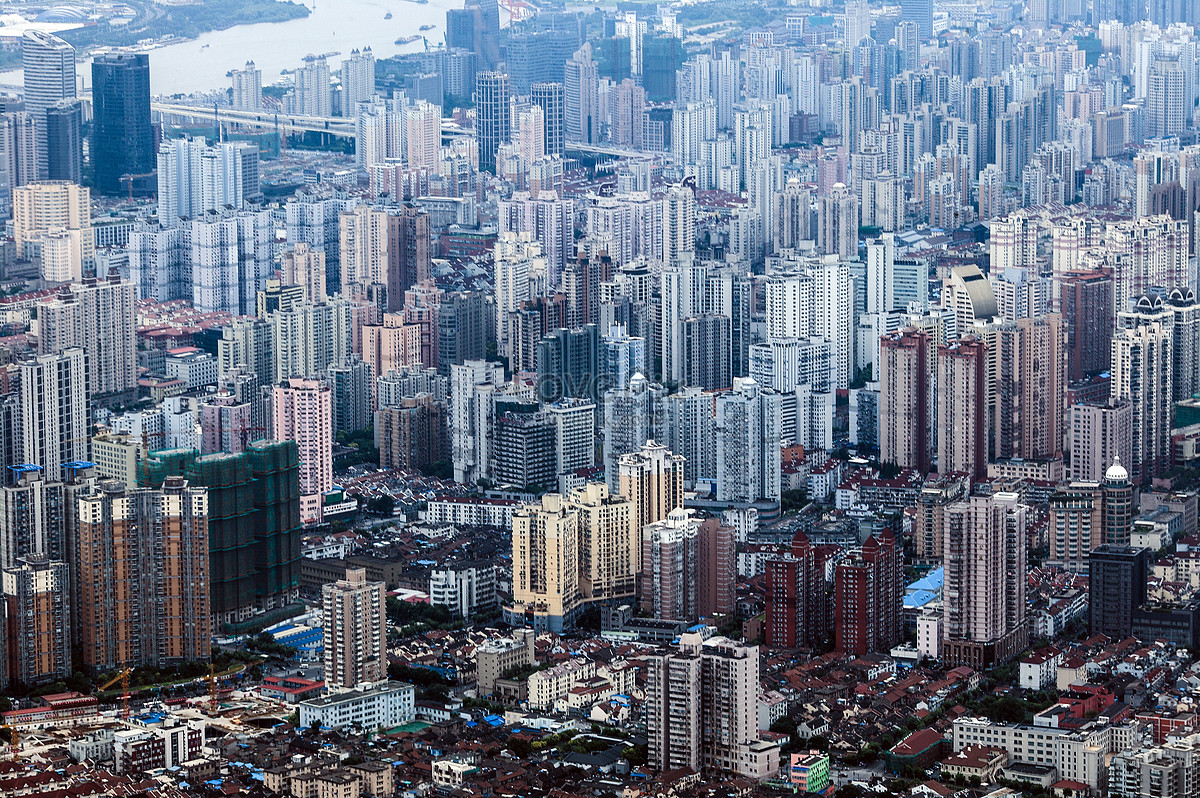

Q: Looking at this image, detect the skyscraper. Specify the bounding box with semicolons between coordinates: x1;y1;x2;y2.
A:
22;31;75;180
230;61;263;110
990;315;1065;463
272;377;333;524
879;328;930;473
936;336;987;480
476;71;510;174
1111;318;1173;484
12;180;93;283
1088;545;1150;640
508;492;581;632
44;99;82;185
764;532;829;650
819;183;857;260
566;482;636;604
21;348;88;481
92;52;154;196
74;477;211;672
834;530;902;656
1070;400;1134;482
4;558;70;688
942;492;1028;667
564;44;599;144
900;0;933;41
339;47;376;115
530;82;565;157
322;568;387;689
618;439;685;532
715;377;781;504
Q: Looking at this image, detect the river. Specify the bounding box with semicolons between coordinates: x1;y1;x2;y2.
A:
1;0;461;96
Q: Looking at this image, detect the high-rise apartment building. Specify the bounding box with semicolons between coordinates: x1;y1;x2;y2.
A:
4;558;70;688
0;467;66;571
618;439;685;533
942;492;1028;667
508;492;581;633
292;54;332;117
1070;399;1134;483
567;482;636;604
1048;460;1132;572
35;272;137;404
323;568;387;689
21;348;88;481
12;180;93;283
339;47;376;115
1111;318;1173;484
272;377;333;524
92;52;154;196
819;183;857;260
230;61;263;110
879;328;930;473
1061;270;1113;381
645;633;778;778
157;137;261;227
531;82;565;156
990;315;1065;463
764;532;829;650
74;477;210;672
715;377;781;504
936;336;987;480
834;530;902;656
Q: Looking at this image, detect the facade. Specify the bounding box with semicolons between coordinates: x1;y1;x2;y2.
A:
298;681;416;731
942;492;1028;667
74;477;210;672
22;31;76;180
322;568;387;690
4;558;70;687
1089;545;1150;640
715;377;781;503
1070;399;1133;482
507;493;581;632
645;633;779;779
91;52;154;195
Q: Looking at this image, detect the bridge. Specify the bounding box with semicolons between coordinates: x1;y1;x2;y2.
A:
151;102;357;138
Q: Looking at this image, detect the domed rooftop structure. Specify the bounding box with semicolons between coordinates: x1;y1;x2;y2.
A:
1105;455;1128;483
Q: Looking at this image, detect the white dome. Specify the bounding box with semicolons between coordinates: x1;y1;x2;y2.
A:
1105;456;1128;482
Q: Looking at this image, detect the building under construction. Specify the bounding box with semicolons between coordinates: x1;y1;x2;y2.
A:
140;439;303;633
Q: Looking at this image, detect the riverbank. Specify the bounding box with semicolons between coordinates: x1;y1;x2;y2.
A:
0;0;310;73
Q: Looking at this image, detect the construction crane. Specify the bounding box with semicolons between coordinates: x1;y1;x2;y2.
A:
0;724;18;758
99;667;133;720
118;172;158;201
238;425;267;451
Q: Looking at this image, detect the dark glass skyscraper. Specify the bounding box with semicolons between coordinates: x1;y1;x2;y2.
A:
475;71;510;174
531;82;565;156
45;98;82;185
900;0;933;41
91;52;155;196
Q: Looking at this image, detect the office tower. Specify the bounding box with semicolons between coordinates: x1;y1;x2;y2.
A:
618;440;684;532
1062;270;1113;381
190;209;273;317
323;567;387;689
531;82;565;157
292;54;332;116
230;61;263;110
272;377;333;524
1088;545;1150;640
937;336;987;480
74;477;210;672
280;243;327;305
157;137;261;226
834;530;902;656
0;467;66;570
566;482;636;603
12;180;93;283
339;47;375;115
819;183;857;260
22;31;75;180
21;348;87;481
879;328;930;473
4;558;70;687
900;0;933;40
715;377;781;504
942;492;1028;667
140;441;301;631
475;71;510;174
1070;400;1134;482
645;634;775;778
764;532;829;649
1102;457;1134;546
1111;319;1172;484
642;34;683;102
508;493;581;632
564;44;599;144
91;52;154;196
0;111;39;200
492;400;557;490
44;99;82;184
991;315;1066;462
